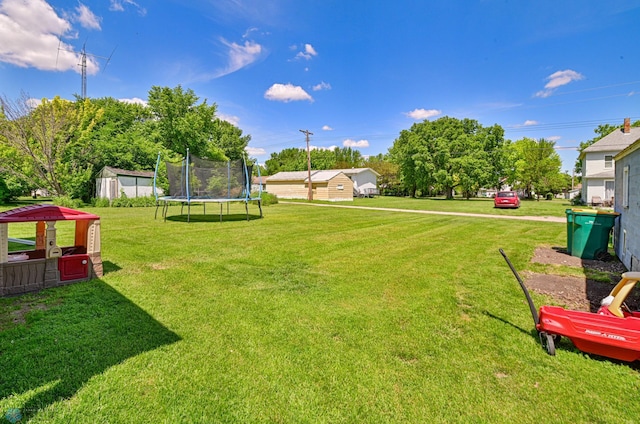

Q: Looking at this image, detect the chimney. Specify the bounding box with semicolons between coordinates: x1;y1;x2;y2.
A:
624;117;631;134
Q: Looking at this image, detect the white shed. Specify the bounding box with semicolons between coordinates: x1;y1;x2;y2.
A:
96;167;159;200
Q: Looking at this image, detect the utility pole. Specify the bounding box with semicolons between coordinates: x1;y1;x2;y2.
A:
300;129;314;201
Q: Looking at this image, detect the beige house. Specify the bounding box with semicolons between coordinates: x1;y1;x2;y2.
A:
266;170;354;201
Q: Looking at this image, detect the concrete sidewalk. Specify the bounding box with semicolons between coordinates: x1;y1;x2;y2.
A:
279;201;566;223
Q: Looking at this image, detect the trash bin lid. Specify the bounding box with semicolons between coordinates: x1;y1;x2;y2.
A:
569;208;620;216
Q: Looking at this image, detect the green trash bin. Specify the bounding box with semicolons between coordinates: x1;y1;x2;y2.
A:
565;209;574;254
568;209;619;260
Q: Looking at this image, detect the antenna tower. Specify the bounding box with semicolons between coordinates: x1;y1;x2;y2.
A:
57;40;115;99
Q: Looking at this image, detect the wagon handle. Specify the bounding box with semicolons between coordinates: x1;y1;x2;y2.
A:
499;249;540;327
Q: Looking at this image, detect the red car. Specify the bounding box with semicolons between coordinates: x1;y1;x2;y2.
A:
494;191;520;208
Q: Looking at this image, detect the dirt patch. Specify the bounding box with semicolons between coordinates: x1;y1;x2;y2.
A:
0;297;59;331
525;247;638;312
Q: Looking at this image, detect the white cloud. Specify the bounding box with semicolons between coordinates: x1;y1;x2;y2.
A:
264;83;313;102
109;0;146;16
547;136;561;142
246;146;267;156
322;125;333;131
75;3;101;30
523;120;538;126
217;113;240;126
312;81;331;91
0;0;99;73
119;97;147;106
294;43;318;60
535;69;584;98
216;38;263;78
343;139;369;148
405;108;441;120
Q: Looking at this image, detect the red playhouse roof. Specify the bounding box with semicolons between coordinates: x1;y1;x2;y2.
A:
0;204;100;223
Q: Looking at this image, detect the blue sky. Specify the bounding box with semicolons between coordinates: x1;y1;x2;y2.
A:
2;0;640;172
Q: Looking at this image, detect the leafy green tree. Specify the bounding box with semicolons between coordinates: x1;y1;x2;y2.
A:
389;116;506;198
147;85;250;161
265;148;337;174
86;97;167;171
511;138;562;199
0;94;102;198
364;154;400;195
334;147;364;168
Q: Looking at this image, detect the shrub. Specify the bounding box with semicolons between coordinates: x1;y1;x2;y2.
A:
52;196;85;209
545;192;554;200
570;192;585;206
110;195;157;207
92;197;111;207
257;192;278;206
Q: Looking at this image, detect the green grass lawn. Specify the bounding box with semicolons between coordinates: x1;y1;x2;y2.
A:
0;200;637;423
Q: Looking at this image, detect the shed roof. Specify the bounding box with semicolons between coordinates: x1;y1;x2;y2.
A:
0;205;100;223
580;127;640;158
334;167;381;177
266;170;346;183
100;166;155;178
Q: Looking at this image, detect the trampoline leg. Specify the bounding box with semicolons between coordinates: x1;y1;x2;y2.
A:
188;202;191;223
245;201;249;221
219;203;223;222
163;202;169;222
154;202;159;220
258;200;263;218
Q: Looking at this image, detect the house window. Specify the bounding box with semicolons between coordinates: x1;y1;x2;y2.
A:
337;184;344;190
622;165;629;208
604;155;613;168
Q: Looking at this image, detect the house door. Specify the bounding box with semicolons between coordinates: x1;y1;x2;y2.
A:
605;180;614;203
110;179;117;200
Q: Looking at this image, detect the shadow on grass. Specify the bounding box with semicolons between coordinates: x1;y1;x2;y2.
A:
166;213;262;223
101;260;122;275
0;280;180;420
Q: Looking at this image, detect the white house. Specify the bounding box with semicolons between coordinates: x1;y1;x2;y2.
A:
614;137;640;271
580;118;640;206
333;168;380;197
95;166;159;200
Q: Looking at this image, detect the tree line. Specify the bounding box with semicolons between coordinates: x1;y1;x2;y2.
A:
1;83;630;203
0;86;250;203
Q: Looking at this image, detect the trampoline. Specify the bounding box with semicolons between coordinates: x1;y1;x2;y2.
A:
154;151;262;222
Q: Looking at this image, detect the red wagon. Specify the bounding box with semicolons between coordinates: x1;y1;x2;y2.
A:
500;249;640;362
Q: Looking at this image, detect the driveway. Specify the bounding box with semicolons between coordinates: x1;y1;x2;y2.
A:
279;201;566;223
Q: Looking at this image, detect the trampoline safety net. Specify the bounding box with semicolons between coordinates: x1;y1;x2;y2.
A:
165;155;252;200
155;152;262;222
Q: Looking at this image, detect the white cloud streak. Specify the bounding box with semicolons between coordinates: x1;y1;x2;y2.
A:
216;38;263;78
294;43;318;60
264;83;313;102
312;81;331;91
343;139;369;148
0;0;99;73
246;146;267;156
75;3;101;30
109;0;146;16
405;108;441;120
322;125;333;131
217;113;240;126
535;69;585;98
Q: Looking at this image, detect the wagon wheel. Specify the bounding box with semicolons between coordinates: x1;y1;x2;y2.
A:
539;332;556;356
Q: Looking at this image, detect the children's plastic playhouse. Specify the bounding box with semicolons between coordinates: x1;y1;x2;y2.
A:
0;205;103;296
